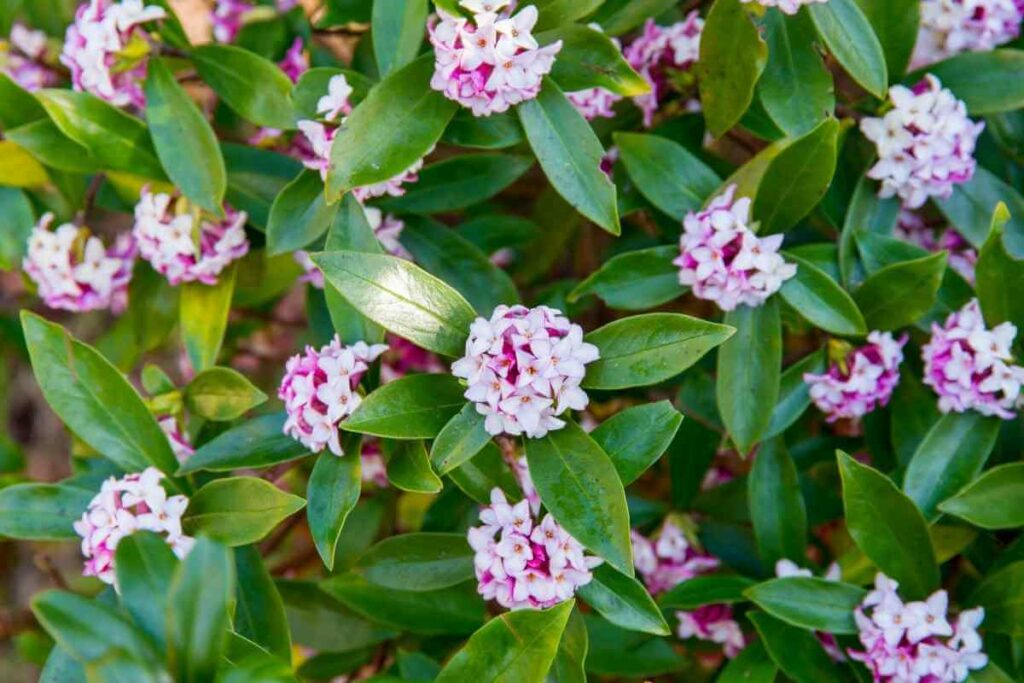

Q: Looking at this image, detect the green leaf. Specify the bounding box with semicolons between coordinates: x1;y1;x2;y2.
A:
758;10;835;137
534;0;604;31
320;573;485;635
542;25;649;97
716;640;777;683
356;533;474;591
746;577;866;634
0;71;46;129
167;537;235;683
853;252;947;330
935;167;1024;251
145;57;226;214
588;0;678;35
398;216;521;314
312;250;476;357
267;170;338;255
808;0;888;98
344;374;467;439
372;0;428;76
327;54;457;201
430;403;492;475
716;300;782;455
308;447;362;569
780;250;866;336
748;612;841;683
378;154;533;214
180;264;236;373
525;420;632;575
443;109;525;149
0;187;35;271
517;80;619;235
0;482;92;540
577;565;670;636
39;645;85;683
968;663;1017;683
177;412;310;475
233;545;292;661
939;463;1024;529
903;412;1001;521
754;118;840;234
840;176;901;286
583;615;686;677
114;532;178;651
183;477;306;546
918;49;1024;115
448;442;522;504
5;118;100;174
435;601;573;683
764;349;827;439
32;591;156;665
590;401;683;485
697;0;768;138
21;312;179;476
614;132;721;220
583;313;735;390
548;607;588;683
223;143;302;231
384;439;443;493
853;0;920;80
976;203;1024;333
192;45;296;129
568;246;686;311
837;450;939;599
658;574;757;609
184;367;267;421
968;561;1024;635
748;439;807;567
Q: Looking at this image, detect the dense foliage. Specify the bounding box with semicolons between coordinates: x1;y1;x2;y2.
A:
1;0;1024;681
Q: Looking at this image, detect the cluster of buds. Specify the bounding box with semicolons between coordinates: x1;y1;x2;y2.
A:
451;304;600;439
741;0;829;13
73;467;193;585
804;332;908;423
849;574;987;682
2;24;59;91
23;214;136;314
913;0;1024;67
632;520;744;658
468;488;599;610
922;298;1024;419
132;190;249;286
159;415;194;464
429;1;562;117
565;25;622;120
860;75;984;210
674;185;797;312
624;15;703;127
294;208;408;288
895;211;978;284
61;0;167;109
278;336;388;455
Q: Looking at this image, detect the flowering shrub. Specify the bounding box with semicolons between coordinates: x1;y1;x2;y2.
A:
2;1;1024;682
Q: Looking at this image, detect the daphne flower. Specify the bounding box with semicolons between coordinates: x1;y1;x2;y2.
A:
676;605;746;658
913;0;1024;68
317;73;354;122
805;333;907;422
741;0;829;13
159;415;194;464
3;24;59;91
624;14;703;126
632;520;720;595
895;211;978;284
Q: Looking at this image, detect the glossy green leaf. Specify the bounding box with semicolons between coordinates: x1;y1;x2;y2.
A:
193;45;296;129
267;170;338;255
583;615;686;677
548;607;588;683
808;0;888;98
939;463;1024;529
764;349;827;439
442;109;525;149
968;561;1024;635
6;118;99;174
385;439;443;493
658;574;757;609
976;204;1024;333
542;25;649;96
517;80;619;235
344;374;467;439
525;420;632;575
308;447;362;569
717;640;777;683
39;646;85;683
591;401;683;485
0;187;35;271
0;71;46;129
568;246;686;311
0;482;92;540
378;154;532;214
180;263;236;373
853;0;919;80
749;439;807;567
223;143;302;231
935;167;1024;251
840;175;901;286
32;591;156;665
918;49;1024;115
114;532;178;651
746;577;865;634
583;313;735;390
183;477;306;546
430;403;492;475
853;252;947;330
749;611;841;683
588;0;678;35
781;251;866;335
177;412;310;475
184;367;267;421
448;442;522;504
372;0;428;76
534;0;604;31
233;545;292;661
614;132;721;220
356;533;474;591
577;565;670;636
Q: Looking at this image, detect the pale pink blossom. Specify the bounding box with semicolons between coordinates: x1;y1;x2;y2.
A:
676;605;746;658
624;14;703;126
159;415;194;464
565;25;623;120
632;520;720;595
805;333;908;422
913;0;1024;68
896;211;977;284
3;24;59;91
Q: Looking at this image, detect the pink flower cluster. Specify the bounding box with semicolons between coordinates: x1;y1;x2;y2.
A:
566;25;622;121
632;521;744;658
804;332;908;423
278;336;388;455
23;214;136;314
624;15;703;127
159;415;194;464
212;0;301;43
3;24;59;91
132;190;249;286
849;573;987;682
429;1;562;117
295;208;408;288
61;0;166;109
896;211;978;284
913;0;1024;68
451;305;600;439
922;299;1024;419
740;0;829;14
73;467;193;585
468;488;599;610
860;76;984;210
674;185;797;312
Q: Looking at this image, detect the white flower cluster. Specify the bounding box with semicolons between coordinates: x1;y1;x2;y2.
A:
73;467;193;585
451;305;600;439
740;0;829;14
860;75;984;209
913;0;1024;67
673;185;797;311
23;213;136;314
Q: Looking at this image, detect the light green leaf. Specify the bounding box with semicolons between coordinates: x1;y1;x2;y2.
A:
430;403;492;475
0;482;92;541
780;250;866;335
184;367;267;421
939;463;1024;529
372;0;429;77
344;374;467;439
542;24;649;96
180;264;236;373
183;477;306;546
614;132;721;220
590;401;683;485
192;45;296;129
853;252;947;330
308;446;362;569
577;565;670;636
746;577;865;634
267;170;338;256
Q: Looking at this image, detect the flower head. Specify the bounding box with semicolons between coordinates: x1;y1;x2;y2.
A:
632;520;720;595
624;14;703;126
3;24;59;91
805;332;908;422
913;0;1024;68
211;0;252;43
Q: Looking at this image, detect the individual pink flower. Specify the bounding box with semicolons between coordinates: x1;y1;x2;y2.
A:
278;336;388;455
805;333;908;423
740;0;829;14
360;441;389;488
468;488;600;610
624;14;702;127
896;211;978;284
849;573;987;682
159;415;194;463
211;0;252;43
922;299;1024;419
2;24;60;91
429;1;562;117
132;189;249;286
61;0;167;109
73;467;193;585
913;0;1024;68
565;25;622;120
674;184;797;312
860;75;984;210
451;304;600;439
23;213;136;314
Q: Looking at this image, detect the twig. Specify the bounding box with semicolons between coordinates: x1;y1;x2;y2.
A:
34;554;69;590
75;173;106;226
260;511;305;556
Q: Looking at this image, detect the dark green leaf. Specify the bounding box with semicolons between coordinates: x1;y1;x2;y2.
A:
223;143;302;231
918;49;1024;115
183;477;306;546
430;402;492;475
379;154;532;214
32;591;156;665
267;170;338;255
114;532;178;651
534;0;604;31
0;71;46;128
853;0;919;80
808;0;888;98
588;0;678;35
385;439;443;493
548;607;588;683
577;565;670;636
614;132;721;220
840;175;901;286
780;250;866;335
749;439;807;567
658;574;756;609
568;246;686;311
344;374;467;439
542;25;649;96
717;640;777;683
746;577;865;634
178;412;310;475
233;545;291;661
939;463;1024;529
976;203;1024;333
764;349;827;439
853;252;947;330
935;167;1024;251
372;0;428;76
0;187;34;271
0;482;92;540
356;533;474;591
748;611;841;683
442;109;525;149
591;401;683;485
308;447;362;569
193;45;296;129
968;561;1024;635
